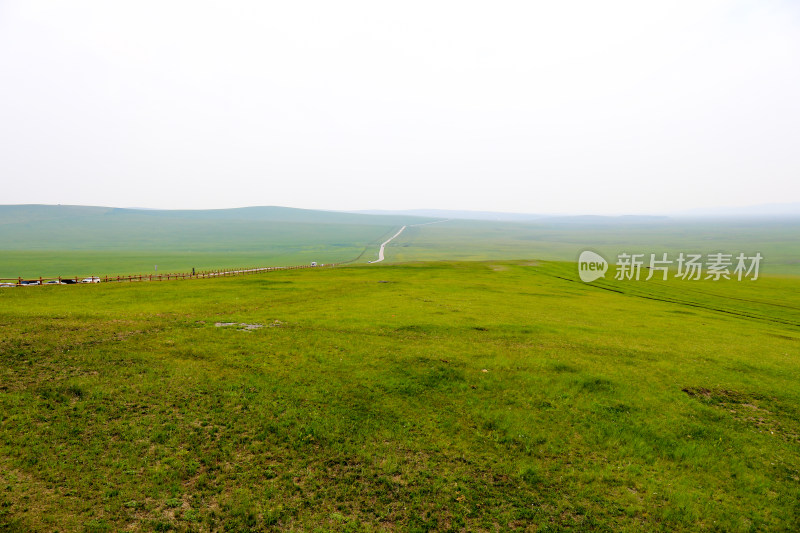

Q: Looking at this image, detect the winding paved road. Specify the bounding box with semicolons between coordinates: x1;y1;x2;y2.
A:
368;226;407;263
367;219;450;264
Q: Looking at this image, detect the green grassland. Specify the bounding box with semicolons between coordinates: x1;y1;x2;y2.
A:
388;218;800;275
3;206;799;279
1;261;799;531
0;205;430;278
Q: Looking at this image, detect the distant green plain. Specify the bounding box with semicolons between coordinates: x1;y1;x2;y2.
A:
388;218;800;275
0;205;424;278
2;205;799;277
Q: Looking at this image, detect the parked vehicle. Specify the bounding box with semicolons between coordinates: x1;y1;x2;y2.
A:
311;262;317;267
44;280;62;285
0;283;15;288
61;279;78;284
19;280;40;286
81;277;101;284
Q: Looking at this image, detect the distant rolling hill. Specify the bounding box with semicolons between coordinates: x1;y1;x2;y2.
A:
0;205;433;251
676;202;800;217
355;203;800;221
352;208;546;221
1;204;799;278
0;205;432;277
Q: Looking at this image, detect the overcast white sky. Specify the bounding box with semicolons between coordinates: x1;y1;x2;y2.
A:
1;1;799;214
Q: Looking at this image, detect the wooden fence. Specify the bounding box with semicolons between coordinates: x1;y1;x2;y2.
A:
0;225;410;288
0;262;339;287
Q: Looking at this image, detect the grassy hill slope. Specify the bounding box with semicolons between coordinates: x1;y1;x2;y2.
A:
0;205;432;277
1;261;798;531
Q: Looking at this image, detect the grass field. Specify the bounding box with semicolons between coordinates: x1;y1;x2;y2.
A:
386;218;800;275
3;206;799;278
1;260;799;531
0;205;428;277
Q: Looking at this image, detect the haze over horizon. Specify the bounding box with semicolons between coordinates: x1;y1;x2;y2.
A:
2;1;799;215
4;201;800;220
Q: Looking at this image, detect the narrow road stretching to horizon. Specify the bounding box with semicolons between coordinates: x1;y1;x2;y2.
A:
368;226;407;263
367;219;450;264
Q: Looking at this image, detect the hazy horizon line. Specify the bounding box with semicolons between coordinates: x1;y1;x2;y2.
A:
2;201;799;218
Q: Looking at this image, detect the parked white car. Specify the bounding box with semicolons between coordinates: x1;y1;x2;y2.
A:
80;277;101;284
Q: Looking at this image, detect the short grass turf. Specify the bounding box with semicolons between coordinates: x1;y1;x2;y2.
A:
1;261;799;531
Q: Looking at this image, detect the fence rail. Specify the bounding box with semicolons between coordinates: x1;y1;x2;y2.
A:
0;225;412;288
0;262;339;287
